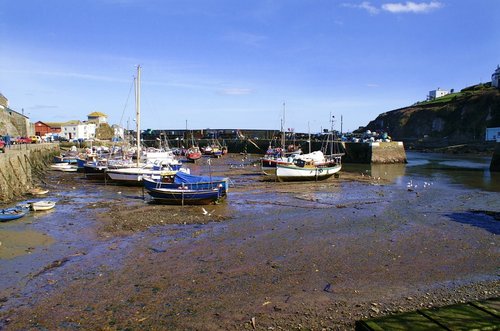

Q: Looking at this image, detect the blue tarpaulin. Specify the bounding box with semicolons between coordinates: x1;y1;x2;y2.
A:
174;171;227;184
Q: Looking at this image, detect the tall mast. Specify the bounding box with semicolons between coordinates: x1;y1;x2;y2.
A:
308;121;311;154
330;114;335;155
135;65;141;166
281;102;286;152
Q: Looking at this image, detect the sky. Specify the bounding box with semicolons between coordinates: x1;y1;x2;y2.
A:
0;1;499;134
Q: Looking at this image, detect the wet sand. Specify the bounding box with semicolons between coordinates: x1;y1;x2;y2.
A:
0;154;498;330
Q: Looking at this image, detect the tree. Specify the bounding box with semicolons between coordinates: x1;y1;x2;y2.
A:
95;123;114;140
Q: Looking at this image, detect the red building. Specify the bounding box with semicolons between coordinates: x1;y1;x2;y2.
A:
34;121;62;137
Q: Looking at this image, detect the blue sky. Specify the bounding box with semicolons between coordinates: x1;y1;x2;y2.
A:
0;1;498;133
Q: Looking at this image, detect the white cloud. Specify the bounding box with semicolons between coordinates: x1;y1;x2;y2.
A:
218;88;253;95
382;1;443;14
342;1;443;15
342;2;380;15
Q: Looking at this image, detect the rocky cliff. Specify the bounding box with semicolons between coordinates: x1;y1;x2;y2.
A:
363;84;500;144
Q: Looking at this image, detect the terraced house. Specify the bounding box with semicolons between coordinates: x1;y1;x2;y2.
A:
0;92;32;137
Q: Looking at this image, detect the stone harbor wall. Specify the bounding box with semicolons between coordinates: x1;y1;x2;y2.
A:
224;139;407;164
490;143;500;172
341;141;407;164
0;143;59;202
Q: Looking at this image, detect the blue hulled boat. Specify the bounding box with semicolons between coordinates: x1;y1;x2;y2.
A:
0;208;27;222
143;171;229;196
146;186;224;205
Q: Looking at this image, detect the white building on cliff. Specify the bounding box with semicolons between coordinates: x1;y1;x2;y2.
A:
492;65;500;88
428;88;450;100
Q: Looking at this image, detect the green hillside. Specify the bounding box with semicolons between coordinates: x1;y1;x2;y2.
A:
364;83;500;144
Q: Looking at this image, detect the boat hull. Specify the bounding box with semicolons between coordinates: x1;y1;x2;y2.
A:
143;176;229;196
30;201;56;211
51;164;78;172
276;163;341;182
147;187;223;205
186;153;202;162
106;168;177;185
83;164;108;180
0;209;26;221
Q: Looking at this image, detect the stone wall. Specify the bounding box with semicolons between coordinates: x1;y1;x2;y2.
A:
490;143;500;172
342;141;407;164
370;141;408;164
0;108;30;137
223;139;406;164
0;143;60;202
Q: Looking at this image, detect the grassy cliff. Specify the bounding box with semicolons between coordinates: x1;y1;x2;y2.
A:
364;84;500;146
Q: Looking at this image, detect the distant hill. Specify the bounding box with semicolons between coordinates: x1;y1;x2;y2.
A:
362;84;500;145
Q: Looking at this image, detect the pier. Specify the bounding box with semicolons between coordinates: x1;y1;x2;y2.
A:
0;143;59;202
215;139;407;164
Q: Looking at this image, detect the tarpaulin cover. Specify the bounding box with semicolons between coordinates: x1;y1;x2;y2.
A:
174;171;227;184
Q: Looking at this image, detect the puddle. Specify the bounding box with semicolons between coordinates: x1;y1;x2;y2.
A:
0;230;55;259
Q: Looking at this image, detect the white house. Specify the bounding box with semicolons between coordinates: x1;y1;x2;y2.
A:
87;111;108;125
492;65;500;88
428;88;450;100
61;121;96;140
485;127;500;142
112;124;125;140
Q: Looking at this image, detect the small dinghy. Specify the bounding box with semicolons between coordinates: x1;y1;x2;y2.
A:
30;201;56;211
50;163;78;172
0;208;27;221
28;187;49;195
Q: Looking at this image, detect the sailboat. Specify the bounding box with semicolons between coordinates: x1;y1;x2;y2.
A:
185;131;202;162
106;66;187;184
275;116;343;182
260;102;302;175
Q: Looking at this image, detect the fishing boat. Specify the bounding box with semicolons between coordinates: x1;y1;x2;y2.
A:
83;160;109;180
276;153;342;182
276;116;343;182
146;186;224;205
0;208;27;221
261;148;302;176
143;171;229;196
106;164;181;184
105;66;186;185
186;146;202;162
211;144;222;158
185;130;202;162
260;102;303;175
30;201;56;211
202;145;213;156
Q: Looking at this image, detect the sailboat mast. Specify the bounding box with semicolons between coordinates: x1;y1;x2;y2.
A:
135;65;141;167
281;102;286;153
308;121;311;154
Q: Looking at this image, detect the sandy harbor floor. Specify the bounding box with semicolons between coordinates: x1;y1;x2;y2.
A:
0;154;498;330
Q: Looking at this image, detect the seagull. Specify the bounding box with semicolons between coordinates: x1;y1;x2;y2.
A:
202;207;215;216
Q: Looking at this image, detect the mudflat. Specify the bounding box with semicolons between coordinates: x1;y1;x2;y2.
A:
0;154;498;330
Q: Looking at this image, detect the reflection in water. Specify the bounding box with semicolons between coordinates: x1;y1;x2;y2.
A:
405;152;499;192
343;163;406;183
0;230;54;259
344;152;499;192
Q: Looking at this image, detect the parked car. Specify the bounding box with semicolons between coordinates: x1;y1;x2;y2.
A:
29;135;41;143
15;137;32;144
